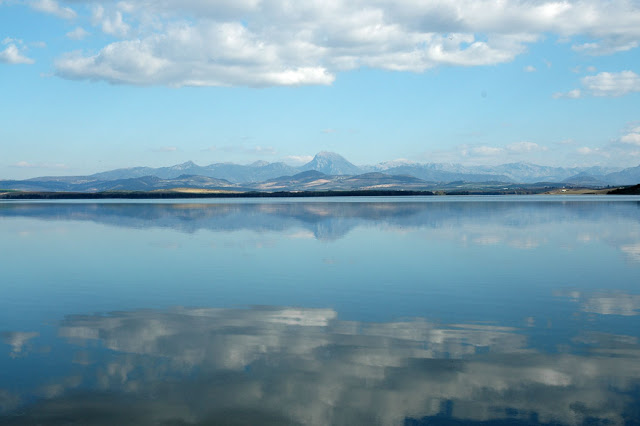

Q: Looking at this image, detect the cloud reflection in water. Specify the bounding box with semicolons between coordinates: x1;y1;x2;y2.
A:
2;306;639;425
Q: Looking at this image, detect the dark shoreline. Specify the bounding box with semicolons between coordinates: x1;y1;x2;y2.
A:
0;190;439;200
2;186;637;199
0;189;549;200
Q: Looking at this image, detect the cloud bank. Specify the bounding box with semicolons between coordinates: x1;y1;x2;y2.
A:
47;0;640;87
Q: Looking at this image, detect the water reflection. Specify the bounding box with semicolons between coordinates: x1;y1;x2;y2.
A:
555;290;640;316
0;332;39;358
2;198;640;424
2;200;640;267
1;198;639;241
2;306;640;425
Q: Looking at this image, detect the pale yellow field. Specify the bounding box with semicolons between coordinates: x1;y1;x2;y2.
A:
543;188;613;195
156;188;241;194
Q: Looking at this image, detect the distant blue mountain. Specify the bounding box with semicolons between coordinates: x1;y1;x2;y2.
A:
89;161;299;183
299;151;362;175
2;151;638;191
604;165;640;185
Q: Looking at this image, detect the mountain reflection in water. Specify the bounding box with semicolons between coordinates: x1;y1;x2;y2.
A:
1;305;640;425
1;197;639;241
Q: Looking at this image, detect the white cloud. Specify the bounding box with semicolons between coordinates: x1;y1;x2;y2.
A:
2;37;20;45
92;5;130;38
506;141;547;153
577;147;596;155
0;44;34;64
29;0;76;19
282;155;313;165
582;70;640;97
48;0;640;87
55;21;335;87
471;146;503;156
523;65;536;72
620;127;640;146
153;146;177;152
573;40;639;55
555;71;640;99
553;88;582;99
66;27;90;40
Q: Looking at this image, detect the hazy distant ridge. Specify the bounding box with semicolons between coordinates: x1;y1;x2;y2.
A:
2;151;639;192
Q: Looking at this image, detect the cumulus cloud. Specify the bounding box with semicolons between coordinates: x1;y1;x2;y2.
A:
55;21;335;87
577;146;596;155
523;65;536;72
553;88;582;99
470;146;503;156
620;127;640;146
49;0;640;87
91;5;130;38
573;40;639;55
0;44;34;64
29;0;76;19
506;141;547;153
582;70;640;97
66;27;90;40
555;71;640;98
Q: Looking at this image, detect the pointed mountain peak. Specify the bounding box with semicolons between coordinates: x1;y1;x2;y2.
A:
249;160;270;167
300;152;361;175
171;161;198;170
315;151;344;159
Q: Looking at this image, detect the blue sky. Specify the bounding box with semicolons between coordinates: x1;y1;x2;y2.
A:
1;0;640;179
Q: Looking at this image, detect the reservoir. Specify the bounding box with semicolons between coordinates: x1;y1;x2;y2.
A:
1;196;640;425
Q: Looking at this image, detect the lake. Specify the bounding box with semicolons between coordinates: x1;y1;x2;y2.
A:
1;195;640;425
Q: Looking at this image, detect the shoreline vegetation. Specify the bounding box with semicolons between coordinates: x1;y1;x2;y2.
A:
0;184;638;199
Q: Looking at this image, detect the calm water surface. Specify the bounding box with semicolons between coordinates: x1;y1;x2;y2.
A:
1;196;640;425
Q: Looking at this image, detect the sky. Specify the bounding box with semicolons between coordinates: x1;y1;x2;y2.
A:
1;0;640;179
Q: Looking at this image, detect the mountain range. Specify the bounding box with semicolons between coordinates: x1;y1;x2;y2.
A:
1;151;638;192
